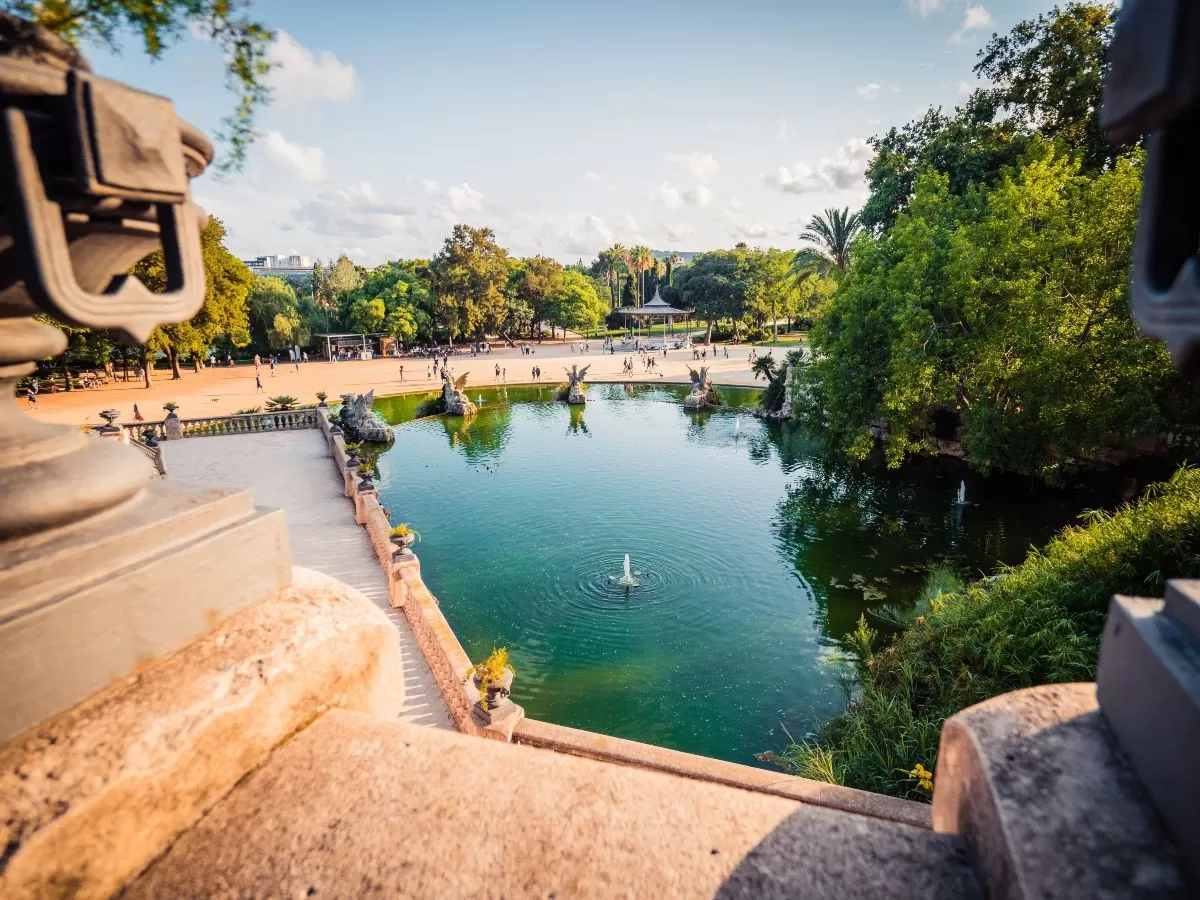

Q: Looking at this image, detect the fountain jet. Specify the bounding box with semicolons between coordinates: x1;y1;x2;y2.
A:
956;481;967;506
615;554;639;588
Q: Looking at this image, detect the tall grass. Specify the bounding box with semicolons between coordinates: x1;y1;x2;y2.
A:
772;466;1200;800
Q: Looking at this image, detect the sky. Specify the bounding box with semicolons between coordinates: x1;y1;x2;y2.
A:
87;0;1063;266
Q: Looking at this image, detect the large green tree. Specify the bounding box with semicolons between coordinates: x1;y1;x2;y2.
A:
861;3;1119;231
428;225;510;344
800;143;1177;480
511;256;565;339
546;269;606;338
134;216;252;380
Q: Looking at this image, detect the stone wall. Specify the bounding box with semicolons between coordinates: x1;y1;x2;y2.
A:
316;409;518;741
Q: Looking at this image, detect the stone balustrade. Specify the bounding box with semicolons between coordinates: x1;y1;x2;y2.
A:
124;409;318;441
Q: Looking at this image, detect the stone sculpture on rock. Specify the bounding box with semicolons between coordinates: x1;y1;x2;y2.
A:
563;364;590;404
337;390;393;443
442;371;478;416
684;366;714;409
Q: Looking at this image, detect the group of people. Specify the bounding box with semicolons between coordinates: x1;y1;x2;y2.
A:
692;345;727;361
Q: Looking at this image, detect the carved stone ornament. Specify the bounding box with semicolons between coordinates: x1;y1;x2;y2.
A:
0;14;212;539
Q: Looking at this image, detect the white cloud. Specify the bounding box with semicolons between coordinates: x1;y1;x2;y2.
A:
267;31;357;105
764;138;872;195
445;183;483;213
653;182;712;209
949;4;993;44
584;171;600;180
260;130;328;183
667;151;720;183
623;214;646;244
561;215;615;256
292;182;414;237
652;182;682;210
732;222;770;241
664;223;693;243
904;0;948;15
957;79;973;96
421;178;440;193
856;83;882;100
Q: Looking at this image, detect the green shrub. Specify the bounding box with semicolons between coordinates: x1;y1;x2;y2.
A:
768;466;1200;800
265;395;298;411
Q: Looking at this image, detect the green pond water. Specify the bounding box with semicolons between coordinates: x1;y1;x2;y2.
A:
371;383;1092;766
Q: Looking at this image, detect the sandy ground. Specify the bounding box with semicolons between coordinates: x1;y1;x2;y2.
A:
31;341;769;426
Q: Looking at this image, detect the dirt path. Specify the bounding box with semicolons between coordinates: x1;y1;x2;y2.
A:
30;341;771;426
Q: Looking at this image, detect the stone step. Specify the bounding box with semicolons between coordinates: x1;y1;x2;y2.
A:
126;710;982;900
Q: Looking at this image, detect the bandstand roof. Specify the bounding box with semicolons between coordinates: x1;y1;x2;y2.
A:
615;289;691;317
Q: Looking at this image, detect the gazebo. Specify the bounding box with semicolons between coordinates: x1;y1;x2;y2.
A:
614;289;692;348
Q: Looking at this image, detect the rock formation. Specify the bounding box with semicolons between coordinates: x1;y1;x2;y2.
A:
442;371;478;416
563;364;590;404
337;391;393;443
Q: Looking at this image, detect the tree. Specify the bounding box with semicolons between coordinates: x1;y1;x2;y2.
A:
673;251;748;343
973;2;1118;173
14;0;274;171
134;216;252;379
860;3;1121;231
511;256;564;339
800;142;1181;480
427;225;510;344
247;276;310;350
328;254;362;297
666;252;682;286
596;248;623;309
797;208;863;272
546;270;606;338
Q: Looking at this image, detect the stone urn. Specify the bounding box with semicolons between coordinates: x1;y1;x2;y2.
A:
473;667;514;723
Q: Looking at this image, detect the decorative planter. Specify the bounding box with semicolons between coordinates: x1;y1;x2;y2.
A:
390;533;416;551
472;667;514;722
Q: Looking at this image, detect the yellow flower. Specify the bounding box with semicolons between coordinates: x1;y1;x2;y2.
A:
907;763;934;792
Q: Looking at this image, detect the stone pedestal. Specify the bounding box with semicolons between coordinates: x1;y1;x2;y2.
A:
567;385;586;404
0;481;291;742
683;390;709;410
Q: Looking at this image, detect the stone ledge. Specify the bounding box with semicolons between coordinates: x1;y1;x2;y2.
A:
932;683;1189;899
0;567;406;900
514;717;930;829
125;710;978;900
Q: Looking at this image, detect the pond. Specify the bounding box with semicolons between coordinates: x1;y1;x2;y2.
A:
372;383;1094;766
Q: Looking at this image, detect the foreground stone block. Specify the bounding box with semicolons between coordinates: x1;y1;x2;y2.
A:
0;482;290;742
127;710;977;900
0;568;406;900
1097;585;1200;877
932;683;1188;899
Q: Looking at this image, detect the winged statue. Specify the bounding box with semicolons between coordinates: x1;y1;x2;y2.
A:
454;372;469;391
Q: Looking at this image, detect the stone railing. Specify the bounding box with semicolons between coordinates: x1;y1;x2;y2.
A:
316;408;522;741
123;408;320;441
129;437;166;475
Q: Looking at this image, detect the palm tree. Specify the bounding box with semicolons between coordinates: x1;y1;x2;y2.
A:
666;252;682;286
632;246;654;305
751;353;778;382
796;207;863;272
597;248;621;309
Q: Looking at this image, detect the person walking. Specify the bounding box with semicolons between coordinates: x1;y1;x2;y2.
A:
398;365;405;382
133;403;144;422
255;372;264;393
495;363;500;379
253;353;261;369
502;367;507;383
27;376;38;406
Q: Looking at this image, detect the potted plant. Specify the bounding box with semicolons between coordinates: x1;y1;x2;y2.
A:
161;401;179;418
316;391;329;408
389;523;421;550
468;647;515;715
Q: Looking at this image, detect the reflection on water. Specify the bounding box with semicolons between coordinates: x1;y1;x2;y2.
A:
372;383;1097;766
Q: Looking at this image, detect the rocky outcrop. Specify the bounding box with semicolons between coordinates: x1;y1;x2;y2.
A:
337;391;393;443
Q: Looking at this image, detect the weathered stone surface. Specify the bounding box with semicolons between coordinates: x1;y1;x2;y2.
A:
0;568;406;900
127;710;970;900
564;363;589;403
716;806;980;900
440;369;477;415
514;717;930;829
932;683;1189;899
0;481;290;743
1096;588;1200;877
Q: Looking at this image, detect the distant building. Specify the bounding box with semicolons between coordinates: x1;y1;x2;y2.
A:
242;253;313;277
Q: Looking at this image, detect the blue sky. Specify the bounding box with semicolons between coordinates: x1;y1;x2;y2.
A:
87;0;1061;265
